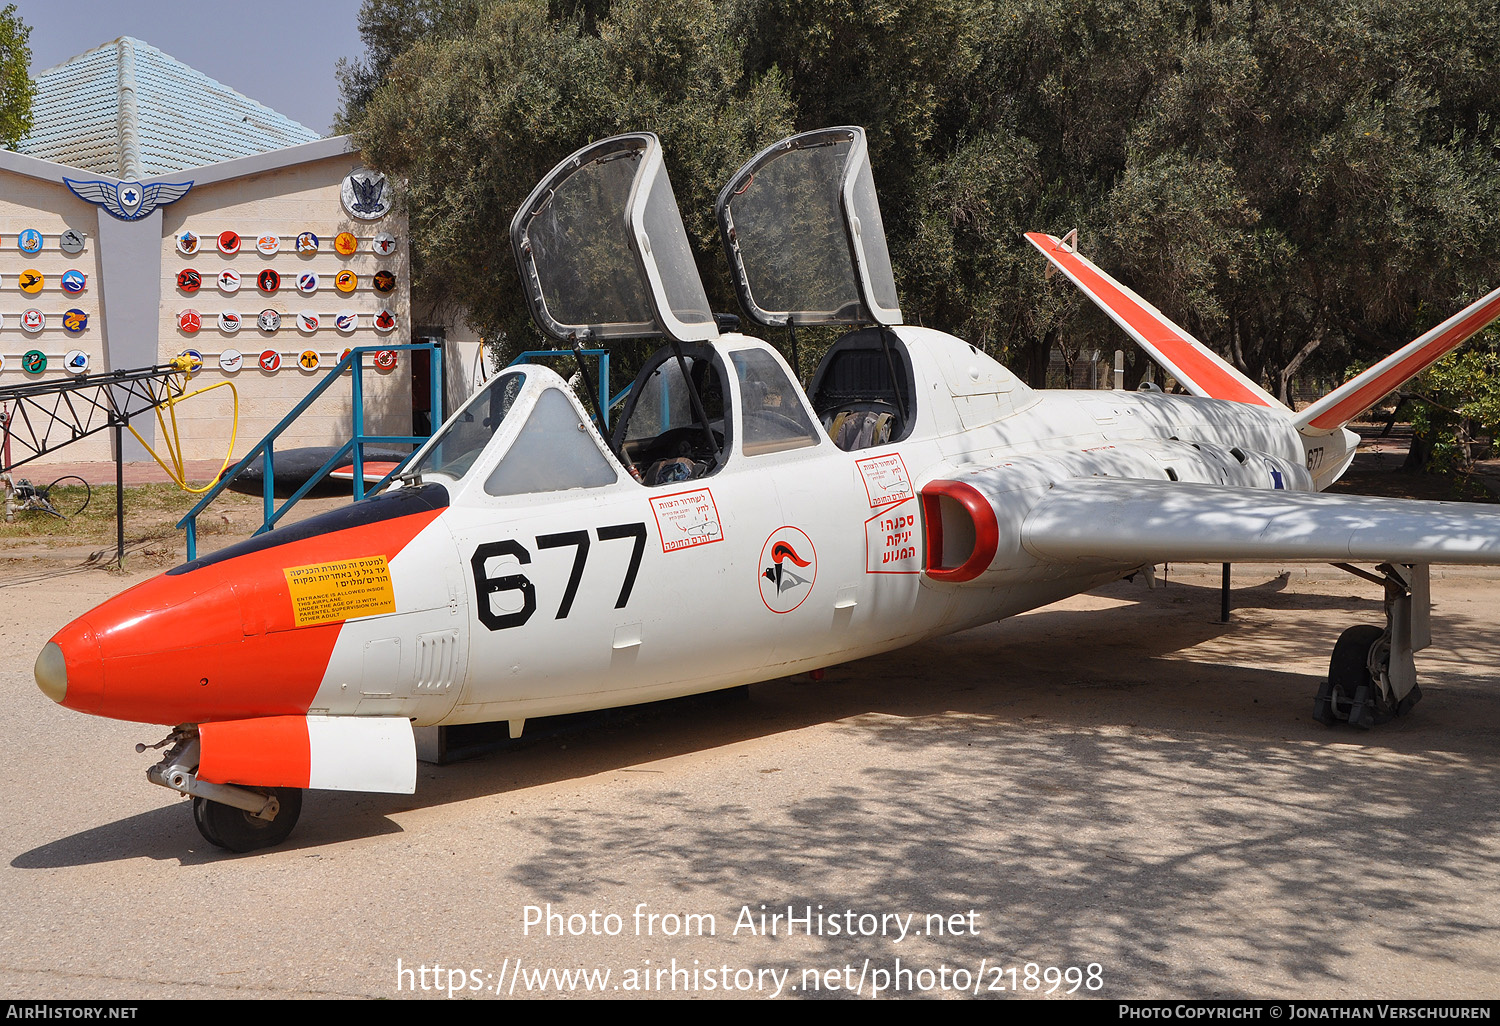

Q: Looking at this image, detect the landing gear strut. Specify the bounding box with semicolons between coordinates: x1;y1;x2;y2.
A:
142;727;305;851
1315;563;1428;729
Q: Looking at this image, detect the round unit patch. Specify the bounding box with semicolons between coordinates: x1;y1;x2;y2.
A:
59;229;86;255
178;349;204;373
217;231;241;255
372;270;396;294
334;270;357;294
17;228;43;254
219;310;243;333
298;349;322;371
334;310;358;334
334;232;358;256
217;269;242;294
176;268;201;292
258;349;282;371
63;350;89;375
21;309;45;333
178;309;202;334
297;311;320;334
373;349;398;371
256;234;280;255
22;349;45;372
342;168;392;220
295;231;319;254
257;269;280;293
297;272;319;294
61;270;86;293
62;309;88;335
373;309;396;333
219;348;244;373
257;309;281;333
758;526;817;614
176;230;201;255
19;269;43;294
371;232;396;256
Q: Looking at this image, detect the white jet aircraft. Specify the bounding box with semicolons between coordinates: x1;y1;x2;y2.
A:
34;127;1500;850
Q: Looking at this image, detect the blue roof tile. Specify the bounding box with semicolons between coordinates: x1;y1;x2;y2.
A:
13;37;320;177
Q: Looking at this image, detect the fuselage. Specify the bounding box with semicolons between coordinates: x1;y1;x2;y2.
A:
37;327;1326;730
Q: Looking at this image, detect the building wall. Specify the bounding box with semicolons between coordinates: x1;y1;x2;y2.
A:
0;145;415;473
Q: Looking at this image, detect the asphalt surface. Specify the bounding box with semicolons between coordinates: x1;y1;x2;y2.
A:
3;563;1500;1000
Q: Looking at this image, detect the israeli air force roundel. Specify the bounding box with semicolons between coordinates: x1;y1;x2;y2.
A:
217;231;241;254
258;309;281;333
372;232;396;256
342;169;392;220
256;234;280;255
218;269;242;293
295;231;319;254
297;272;319;294
334;232;358;256
334;310;358;334
64;350;89;374
257;269;280;293
373;309;396;333
219;310;242;333
219;348;244;373
372;270;396;293
176;230;201;255
297;311;320;333
60;229;86;255
258;348;281;371
19;269;43;294
22;349;45;372
17;229;43;254
373;349;397;371
334;270;357;293
61;270;86;293
298;348;321;370
178;309;202;334
62;309;88;335
21;309;44;333
176;268;201;293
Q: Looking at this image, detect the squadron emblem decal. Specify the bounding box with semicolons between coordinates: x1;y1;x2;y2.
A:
21;309;44;333
19;269;43;294
256;234;280;255
257;269;280;294
758;527;816;614
258;309;281;333
17;229;43;254
342;168;392;220
371;232;396;256
295;232;320;254
219;310;242;333
217;231;241;255
62;309;88;335
176;230;200;255
177;269;201;293
61;270;87;294
335;232;358;256
59;229;86;255
218;269;242;294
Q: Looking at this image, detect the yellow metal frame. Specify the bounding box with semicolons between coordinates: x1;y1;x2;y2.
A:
126;356;240;494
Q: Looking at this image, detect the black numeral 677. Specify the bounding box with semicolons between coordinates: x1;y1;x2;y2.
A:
471;522;647;631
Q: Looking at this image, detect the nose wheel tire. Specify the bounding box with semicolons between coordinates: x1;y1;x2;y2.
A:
192;788;303;852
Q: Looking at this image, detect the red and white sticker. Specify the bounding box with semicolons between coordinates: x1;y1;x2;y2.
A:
256;234;280;255
649;487;722;552
758;526;816;613
855;452;913;508
178;309;202;334
373;349;397;371
217;230;241;255
258;349;282;371
865;498;921;574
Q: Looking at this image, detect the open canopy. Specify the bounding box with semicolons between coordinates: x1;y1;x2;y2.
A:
510;132;718;344
716;126;901;329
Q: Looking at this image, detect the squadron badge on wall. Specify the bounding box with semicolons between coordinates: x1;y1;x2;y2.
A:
341;168;392;221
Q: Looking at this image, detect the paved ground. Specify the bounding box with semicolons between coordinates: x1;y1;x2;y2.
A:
3;560;1500;1000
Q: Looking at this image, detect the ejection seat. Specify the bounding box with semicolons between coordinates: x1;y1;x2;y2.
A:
807;328;915;451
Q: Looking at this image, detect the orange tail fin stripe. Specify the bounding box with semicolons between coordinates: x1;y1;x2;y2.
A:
1025;232;1282;409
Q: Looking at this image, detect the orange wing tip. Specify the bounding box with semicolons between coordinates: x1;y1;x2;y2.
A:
199;715;416;794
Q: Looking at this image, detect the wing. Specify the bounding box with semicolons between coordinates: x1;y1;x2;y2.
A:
1022;477;1500;566
63;178;125;219
142;180;194;209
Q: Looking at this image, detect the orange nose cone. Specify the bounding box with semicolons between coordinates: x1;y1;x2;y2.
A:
37;618;105;713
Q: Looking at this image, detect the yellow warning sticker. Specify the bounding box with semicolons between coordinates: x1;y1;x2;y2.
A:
283;555;397;627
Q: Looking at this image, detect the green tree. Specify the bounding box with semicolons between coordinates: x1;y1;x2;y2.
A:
0;3;36;150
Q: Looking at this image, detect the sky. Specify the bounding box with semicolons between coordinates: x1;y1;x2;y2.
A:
14;0;365;136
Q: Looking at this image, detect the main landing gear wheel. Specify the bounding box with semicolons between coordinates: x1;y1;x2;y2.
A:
192;788;303;852
1314;625;1421;729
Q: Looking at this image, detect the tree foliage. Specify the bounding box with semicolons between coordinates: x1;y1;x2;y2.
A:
344;0;1500;422
0;3;36;150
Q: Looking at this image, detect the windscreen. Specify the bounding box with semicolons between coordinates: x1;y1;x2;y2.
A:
409;371;526;481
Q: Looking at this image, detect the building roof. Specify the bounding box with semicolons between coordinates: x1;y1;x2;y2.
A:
15;37;321;179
